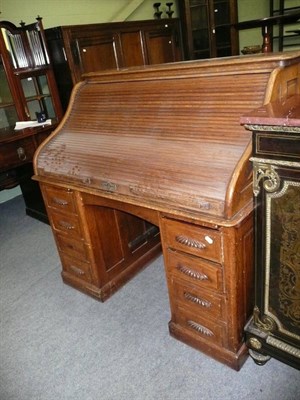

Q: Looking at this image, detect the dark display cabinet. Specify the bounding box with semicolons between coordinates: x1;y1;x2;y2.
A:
241;93;300;370
178;0;239;60
270;0;300;51
0;17;63;221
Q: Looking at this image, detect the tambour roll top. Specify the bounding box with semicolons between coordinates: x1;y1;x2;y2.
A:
34;51;300;221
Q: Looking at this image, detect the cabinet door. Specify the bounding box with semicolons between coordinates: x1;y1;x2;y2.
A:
144;23;182;64
254;163;300;343
179;0;238;60
72;33;121;80
0;57;18;131
213;0;237;57
120;31;146;67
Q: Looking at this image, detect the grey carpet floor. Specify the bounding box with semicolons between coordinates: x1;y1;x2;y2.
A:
0;195;299;400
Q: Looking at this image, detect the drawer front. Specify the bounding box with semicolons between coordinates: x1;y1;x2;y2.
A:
55;232;88;261
256;133;300;161
161;218;222;262
44;186;77;214
166;249;223;292
175;307;226;347
60;253;92;283
0;137;35;167
50;210;83;238
171;279;225;321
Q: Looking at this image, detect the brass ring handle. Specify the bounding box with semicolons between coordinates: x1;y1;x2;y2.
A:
17;147;27;161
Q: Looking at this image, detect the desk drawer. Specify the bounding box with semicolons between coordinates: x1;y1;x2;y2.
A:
50;210;83;238
166;249;223;292
174;306;226;347
44;186;77;214
0;137;35;167
60;253;92;283
161;218;222;262
256;133;300;161
55;232;88;261
171;278;226;321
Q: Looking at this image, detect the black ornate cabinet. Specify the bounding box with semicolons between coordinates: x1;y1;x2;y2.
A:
241;95;300;370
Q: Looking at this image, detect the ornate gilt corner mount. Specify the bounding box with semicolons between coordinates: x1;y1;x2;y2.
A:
253;306;277;333
252;163;280;197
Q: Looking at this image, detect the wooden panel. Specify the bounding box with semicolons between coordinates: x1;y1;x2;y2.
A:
81;204;159;275
144;26;179;64
90;207;125;272
76;34;119;73
120;31;145;67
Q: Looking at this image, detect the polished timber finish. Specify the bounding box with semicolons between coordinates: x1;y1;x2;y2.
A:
34;51;300;370
241;94;300;370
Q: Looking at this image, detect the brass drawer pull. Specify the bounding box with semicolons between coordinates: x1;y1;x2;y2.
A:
187;320;214;337
52;197;68;206
184;292;212;308
176;264;208;281
175;235;206;249
17;147;27;161
69;265;84;276
58;220;75;230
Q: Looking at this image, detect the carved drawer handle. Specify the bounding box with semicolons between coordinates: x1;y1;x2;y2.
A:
17;147;27;161
52;197;68;206
187;320;214;337
184;292;212;308
176;264;208;281
175;235;206;249
58;220;75;230
69;265;84;276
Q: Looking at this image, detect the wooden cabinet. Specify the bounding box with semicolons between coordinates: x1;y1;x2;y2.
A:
45;19;183;111
0;18;63;221
178;0;239;59
241;95;300;370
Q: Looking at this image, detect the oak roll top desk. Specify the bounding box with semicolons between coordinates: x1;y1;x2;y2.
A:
33;52;300;370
